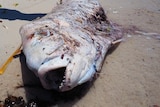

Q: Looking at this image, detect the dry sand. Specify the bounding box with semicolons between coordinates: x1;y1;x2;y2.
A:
0;0;160;107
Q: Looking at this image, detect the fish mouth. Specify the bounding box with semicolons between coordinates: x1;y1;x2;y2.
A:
37;55;73;91
44;67;66;91
36;54;97;91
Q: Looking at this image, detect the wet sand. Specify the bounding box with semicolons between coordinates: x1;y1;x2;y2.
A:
0;0;160;107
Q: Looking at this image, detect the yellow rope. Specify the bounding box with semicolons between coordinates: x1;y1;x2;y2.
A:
0;44;22;75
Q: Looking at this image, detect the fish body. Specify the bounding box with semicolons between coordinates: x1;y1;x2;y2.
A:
20;0;122;91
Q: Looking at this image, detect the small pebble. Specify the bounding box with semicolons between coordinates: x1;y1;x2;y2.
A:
146;37;151;39
127;34;132;38
113;10;118;14
2;25;8;29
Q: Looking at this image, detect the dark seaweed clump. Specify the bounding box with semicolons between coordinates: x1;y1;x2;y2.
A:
0;95;38;107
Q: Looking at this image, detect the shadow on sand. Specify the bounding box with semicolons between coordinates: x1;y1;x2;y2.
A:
19;53;92;107
0;8;46;21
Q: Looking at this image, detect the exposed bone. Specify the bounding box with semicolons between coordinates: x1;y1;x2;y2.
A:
111;39;123;45
20;0;123;91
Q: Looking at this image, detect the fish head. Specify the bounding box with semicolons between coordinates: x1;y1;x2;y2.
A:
20;23;97;92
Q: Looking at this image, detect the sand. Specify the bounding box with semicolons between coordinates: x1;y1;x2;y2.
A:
0;0;160;107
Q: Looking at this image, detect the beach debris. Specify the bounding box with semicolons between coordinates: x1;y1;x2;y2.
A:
0;4;2;8
113;10;118;14
13;3;19;7
2;25;8;29
0;44;22;75
4;95;25;107
0;95;38;107
20;0;123;92
0;20;2;23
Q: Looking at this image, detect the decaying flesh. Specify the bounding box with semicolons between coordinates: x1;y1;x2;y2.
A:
20;0;123;91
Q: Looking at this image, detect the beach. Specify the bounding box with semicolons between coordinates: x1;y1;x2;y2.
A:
0;0;160;106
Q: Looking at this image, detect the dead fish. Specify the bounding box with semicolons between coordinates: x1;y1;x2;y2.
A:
19;0;123;91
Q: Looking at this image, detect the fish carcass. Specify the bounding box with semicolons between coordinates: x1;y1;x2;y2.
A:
20;0;123;91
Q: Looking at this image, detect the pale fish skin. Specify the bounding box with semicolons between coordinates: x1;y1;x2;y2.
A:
20;0;123;91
